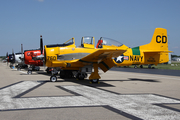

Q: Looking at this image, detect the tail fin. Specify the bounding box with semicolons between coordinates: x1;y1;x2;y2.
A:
140;28;172;64
140;28;170;52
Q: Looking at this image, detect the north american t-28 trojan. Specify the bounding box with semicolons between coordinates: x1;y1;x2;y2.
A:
38;28;171;83
6;45;28;70
24;36;44;74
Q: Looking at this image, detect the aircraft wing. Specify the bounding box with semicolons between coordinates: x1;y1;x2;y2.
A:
51;48;126;72
79;49;126;63
79;48;127;72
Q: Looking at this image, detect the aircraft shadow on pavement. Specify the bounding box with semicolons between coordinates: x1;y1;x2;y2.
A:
128;78;160;82
19;71;52;76
100;78;160;83
23;70;159;87
37;77;115;87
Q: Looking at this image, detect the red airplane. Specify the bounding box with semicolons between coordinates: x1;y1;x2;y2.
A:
24;35;44;74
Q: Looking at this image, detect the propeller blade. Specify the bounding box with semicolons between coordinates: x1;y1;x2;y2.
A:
21;44;23;60
40;35;43;54
6;52;8;58
6;52;8;66
21;44;23;55
12;49;15;63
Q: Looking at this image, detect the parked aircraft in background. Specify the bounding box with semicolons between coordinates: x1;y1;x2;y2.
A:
6;45;27;70
24;35;44;74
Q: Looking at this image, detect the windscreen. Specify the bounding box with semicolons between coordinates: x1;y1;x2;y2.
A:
100;37;123;47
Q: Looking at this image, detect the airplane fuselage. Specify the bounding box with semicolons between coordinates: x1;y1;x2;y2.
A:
113;47;169;66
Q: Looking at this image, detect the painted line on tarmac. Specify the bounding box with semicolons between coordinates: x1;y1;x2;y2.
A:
19;71;27;74
126;73;180;80
0;81;180;120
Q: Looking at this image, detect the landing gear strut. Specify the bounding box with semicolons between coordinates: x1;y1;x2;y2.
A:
89;63;100;83
49;64;101;84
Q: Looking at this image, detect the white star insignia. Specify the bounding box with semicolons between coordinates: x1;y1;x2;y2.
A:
116;56;123;62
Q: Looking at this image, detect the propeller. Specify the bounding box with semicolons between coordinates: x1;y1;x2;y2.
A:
40;35;43;54
21;44;23;55
6;52;8;66
6;52;8;60
12;49;15;63
20;44;24;62
32;35;44;61
40;35;46;69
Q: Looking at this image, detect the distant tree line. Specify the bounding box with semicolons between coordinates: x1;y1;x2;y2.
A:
0;56;6;60
171;55;180;58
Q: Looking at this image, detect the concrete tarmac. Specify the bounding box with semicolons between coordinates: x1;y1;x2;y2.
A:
0;62;180;120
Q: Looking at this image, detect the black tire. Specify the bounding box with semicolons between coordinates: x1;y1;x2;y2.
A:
148;65;151;69
17;68;21;71
50;76;57;82
27;70;32;74
90;79;99;83
78;74;84;80
76;73;85;80
60;71;65;79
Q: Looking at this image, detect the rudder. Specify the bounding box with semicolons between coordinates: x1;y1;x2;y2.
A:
140;28;169;51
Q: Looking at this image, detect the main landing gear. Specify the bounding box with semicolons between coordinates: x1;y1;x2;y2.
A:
49;70;89;82
49;64;100;83
50;75;57;82
27;66;40;74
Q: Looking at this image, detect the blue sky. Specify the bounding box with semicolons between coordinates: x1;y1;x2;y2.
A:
0;0;180;56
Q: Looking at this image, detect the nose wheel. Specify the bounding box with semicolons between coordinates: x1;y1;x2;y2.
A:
90;79;99;83
50;75;57;82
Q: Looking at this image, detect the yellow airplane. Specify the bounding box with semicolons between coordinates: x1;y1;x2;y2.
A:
44;37;127;83
44;28;171;83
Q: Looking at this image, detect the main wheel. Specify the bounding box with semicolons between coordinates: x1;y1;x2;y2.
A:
60;71;65;79
17;67;21;71
50;76;57;82
90;79;99;83
27;70;32;74
76;73;85;80
148;65;151;69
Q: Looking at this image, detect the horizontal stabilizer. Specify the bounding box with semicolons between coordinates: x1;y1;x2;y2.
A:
142;50;173;53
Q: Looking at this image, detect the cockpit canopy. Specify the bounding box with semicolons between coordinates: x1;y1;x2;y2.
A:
46;38;75;48
96;37;123;48
81;36;95;48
